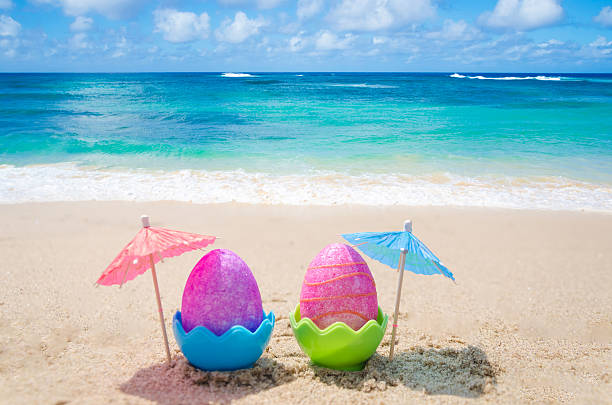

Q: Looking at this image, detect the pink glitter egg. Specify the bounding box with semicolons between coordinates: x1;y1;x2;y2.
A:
300;243;378;331
181;249;263;336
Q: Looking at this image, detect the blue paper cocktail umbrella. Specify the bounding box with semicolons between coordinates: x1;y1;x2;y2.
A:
342;220;454;360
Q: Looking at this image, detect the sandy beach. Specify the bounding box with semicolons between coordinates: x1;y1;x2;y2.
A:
0;202;610;404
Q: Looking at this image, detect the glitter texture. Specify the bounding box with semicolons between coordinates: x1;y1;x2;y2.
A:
181;249;263;335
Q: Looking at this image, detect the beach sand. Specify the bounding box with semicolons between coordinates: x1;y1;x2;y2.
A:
0;202;610;404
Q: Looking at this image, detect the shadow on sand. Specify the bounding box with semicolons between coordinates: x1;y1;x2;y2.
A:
121;346;497;402
120;356;295;405
312;345;497;397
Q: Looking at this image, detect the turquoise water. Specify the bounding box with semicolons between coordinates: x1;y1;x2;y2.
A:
1;72;611;210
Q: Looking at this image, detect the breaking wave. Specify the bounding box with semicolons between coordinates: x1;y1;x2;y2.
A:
221;73;256;78
1;163;611;212
450;73;562;81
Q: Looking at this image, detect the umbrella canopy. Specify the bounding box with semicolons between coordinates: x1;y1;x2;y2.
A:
342;231;454;281
97;223;216;286
342;220;454;360
96;215;216;365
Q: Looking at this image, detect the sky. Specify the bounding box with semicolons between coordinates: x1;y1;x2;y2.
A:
1;0;612;72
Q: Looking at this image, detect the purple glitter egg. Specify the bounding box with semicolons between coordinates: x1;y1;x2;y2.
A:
181;249;263;336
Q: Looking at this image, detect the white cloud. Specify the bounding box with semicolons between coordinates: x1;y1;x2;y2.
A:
594;6;612;28
590;36;612;48
34;0;143;19
215;11;266;43
478;0;563;31
44;47;58;57
111;36;128;57
588;36;612;57
288;31;307;51
315;29;355;50
538;38;563;47
286;29;356;53
70;16;93;32
372;36;388;45
328;0;435;31
69;32;90;49
426;19;481;41
452;33;578;64
0;0;13;10
532;38;565;56
0;35;18;57
154;8;210;43
297;0;323;20
0;14;20;37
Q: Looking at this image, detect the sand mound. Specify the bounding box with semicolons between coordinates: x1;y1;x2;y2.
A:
313;346;497;395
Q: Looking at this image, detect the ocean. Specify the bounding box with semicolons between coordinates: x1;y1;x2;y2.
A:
1;72;611;211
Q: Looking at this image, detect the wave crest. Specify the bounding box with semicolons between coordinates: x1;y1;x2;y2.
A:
221;73;255;78
450;74;562;81
328;83;398;89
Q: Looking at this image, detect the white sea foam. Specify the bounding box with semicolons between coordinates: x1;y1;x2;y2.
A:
328;83;398;89
533;75;562;81
221;73;255;78
451;74;562;81
1;163;611;212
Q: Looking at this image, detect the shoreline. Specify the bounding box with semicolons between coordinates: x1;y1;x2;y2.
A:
2;163;612;212
1;202;610;404
2;199;612;215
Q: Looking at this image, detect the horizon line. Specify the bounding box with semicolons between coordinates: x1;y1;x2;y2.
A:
0;71;610;74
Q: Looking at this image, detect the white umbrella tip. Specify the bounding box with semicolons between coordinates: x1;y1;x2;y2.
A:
141;215;150;228
404;220;412;232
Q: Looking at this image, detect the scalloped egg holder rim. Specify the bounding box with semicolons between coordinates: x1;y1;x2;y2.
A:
290;304;389;371
173;310;275;371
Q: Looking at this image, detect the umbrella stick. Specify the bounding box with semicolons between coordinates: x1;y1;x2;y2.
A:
149;254;172;365
389;249;407;360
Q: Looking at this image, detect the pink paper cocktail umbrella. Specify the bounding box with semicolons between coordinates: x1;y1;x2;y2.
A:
97;215;216;364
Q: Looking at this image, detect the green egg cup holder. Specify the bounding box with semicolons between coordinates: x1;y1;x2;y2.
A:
289;304;388;371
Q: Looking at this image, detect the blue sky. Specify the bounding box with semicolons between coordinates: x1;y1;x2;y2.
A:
1;0;612;72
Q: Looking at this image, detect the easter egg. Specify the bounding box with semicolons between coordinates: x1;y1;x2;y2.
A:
300;243;378;331
181;249;263;336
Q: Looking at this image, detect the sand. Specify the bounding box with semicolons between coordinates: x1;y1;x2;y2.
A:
0;202;610;404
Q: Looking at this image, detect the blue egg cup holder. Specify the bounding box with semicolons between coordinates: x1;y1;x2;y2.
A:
173;310;275;371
